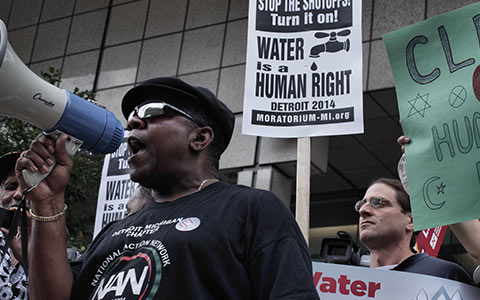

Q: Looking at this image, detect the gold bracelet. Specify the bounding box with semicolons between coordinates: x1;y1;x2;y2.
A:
30;204;68;222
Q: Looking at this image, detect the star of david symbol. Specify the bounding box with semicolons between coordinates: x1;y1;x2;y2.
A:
436;182;446;195
407;93;431;118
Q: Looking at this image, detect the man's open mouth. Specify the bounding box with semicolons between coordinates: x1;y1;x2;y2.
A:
128;136;146;155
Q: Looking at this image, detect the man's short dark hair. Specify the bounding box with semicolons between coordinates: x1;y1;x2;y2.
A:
369;177;417;253
370;178;411;213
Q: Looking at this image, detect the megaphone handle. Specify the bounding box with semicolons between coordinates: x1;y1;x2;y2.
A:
22;131;83;188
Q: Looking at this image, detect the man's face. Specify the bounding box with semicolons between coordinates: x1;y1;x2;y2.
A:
358;183;413;250
0;170;22;209
126;103;196;188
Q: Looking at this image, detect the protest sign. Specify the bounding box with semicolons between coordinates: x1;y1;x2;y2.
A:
416;226;447;257
242;0;363;137
384;3;480;230
94;132;136;237
312;261;480;299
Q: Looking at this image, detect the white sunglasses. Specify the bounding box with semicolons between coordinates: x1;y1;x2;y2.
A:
128;102;201;127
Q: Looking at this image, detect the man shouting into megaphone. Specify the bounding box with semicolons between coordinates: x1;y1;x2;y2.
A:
16;77;319;300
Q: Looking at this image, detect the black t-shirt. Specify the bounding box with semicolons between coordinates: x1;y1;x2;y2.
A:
71;182;319;300
392;253;475;285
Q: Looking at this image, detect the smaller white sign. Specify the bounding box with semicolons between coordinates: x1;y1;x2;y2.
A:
94;132;137;237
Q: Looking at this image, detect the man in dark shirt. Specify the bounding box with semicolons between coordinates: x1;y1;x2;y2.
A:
356;177;474;285
17;77;319;299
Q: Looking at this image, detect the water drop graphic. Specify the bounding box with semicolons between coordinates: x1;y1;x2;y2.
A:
311;62;317;71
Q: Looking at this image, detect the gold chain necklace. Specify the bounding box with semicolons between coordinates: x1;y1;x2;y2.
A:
197;178;219;192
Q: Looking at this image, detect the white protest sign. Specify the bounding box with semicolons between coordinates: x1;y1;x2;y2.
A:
243;0;363;137
93;132;136;237
313;262;480;299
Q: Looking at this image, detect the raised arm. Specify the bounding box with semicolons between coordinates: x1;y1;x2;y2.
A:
15;134;74;300
397;135;480;265
450;220;480;264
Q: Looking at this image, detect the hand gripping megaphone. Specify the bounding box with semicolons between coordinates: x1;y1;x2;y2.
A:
0;19;124;187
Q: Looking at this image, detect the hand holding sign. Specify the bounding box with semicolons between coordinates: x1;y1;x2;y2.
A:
384;2;480;230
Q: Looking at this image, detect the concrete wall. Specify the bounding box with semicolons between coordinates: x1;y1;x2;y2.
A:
1;0;477;208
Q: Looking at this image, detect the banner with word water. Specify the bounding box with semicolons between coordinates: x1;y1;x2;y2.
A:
383;3;480;230
312;262;480;299
242;0;363;137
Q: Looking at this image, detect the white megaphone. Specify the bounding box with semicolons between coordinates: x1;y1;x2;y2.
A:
0;19;124;187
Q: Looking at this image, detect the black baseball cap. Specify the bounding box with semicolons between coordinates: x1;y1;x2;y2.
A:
0;152;21;183
121;77;235;153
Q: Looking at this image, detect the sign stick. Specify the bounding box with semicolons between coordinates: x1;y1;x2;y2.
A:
296;137;311;245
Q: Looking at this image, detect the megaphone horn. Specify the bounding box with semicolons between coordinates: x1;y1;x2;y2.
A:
0;19;124;187
0;19;123;154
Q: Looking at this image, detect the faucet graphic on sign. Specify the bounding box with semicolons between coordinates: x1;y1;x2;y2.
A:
309;29;351;58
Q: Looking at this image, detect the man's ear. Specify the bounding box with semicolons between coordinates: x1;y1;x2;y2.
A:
405;212;414;232
190;126;214;152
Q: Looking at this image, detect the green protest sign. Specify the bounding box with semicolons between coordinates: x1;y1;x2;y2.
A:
383;3;480;231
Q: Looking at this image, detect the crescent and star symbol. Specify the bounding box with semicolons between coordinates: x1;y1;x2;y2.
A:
422;176;447;210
